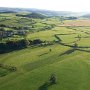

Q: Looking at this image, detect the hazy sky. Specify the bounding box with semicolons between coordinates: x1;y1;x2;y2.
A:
0;0;90;12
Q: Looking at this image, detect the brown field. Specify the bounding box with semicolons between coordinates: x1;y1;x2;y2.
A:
59;20;90;26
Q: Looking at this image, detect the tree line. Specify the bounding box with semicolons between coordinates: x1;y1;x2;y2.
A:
0;39;43;54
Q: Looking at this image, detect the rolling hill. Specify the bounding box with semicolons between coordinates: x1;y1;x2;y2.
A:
0;7;80;16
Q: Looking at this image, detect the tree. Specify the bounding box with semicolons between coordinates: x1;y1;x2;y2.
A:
0;28;5;42
74;43;78;48
32;39;42;45
49;74;56;84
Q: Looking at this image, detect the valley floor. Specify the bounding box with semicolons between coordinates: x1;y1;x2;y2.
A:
0;26;90;90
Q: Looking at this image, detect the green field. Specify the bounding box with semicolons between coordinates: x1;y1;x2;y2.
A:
0;20;90;90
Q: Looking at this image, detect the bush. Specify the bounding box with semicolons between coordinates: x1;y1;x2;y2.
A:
8;66;17;72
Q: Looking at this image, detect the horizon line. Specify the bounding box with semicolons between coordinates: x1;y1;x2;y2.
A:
0;6;90;13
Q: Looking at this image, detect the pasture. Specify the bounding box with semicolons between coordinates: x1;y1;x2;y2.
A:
0;25;90;90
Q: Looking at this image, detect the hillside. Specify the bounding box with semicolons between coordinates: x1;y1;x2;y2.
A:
16;13;47;19
0;7;79;16
82;14;90;18
0;7;90;17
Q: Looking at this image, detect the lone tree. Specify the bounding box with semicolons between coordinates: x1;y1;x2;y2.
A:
49;49;52;52
49;74;56;84
74;43;78;48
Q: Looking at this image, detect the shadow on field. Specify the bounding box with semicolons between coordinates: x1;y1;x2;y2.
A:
38;82;54;90
78;46;90;48
39;52;49;56
59;48;90;57
38;74;56;90
59;48;76;56
77;48;90;53
38;82;48;90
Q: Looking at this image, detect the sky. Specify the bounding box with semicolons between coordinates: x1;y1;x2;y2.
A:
0;0;90;12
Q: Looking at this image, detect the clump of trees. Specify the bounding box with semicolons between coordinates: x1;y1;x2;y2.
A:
0;35;56;53
0;64;17;71
29;39;43;45
0;63;17;77
16;13;47;19
0;39;29;53
41;24;56;30
0;39;44;54
0;24;7;27
66;17;77;20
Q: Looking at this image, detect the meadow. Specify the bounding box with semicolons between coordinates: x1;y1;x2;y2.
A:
0;13;90;90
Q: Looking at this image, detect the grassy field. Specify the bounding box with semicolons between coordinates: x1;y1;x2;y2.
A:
0;23;90;90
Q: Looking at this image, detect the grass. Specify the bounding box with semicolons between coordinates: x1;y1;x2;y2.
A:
0;15;90;90
0;51;90;90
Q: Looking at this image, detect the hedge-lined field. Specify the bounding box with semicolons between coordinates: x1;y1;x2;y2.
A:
0;25;90;90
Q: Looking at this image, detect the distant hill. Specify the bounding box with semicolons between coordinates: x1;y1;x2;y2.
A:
0;7;90;17
82;14;90;18
16;13;47;19
0;7;24;13
0;7;74;16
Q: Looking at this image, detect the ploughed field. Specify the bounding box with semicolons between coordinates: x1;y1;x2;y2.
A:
59;20;90;26
0;25;90;90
